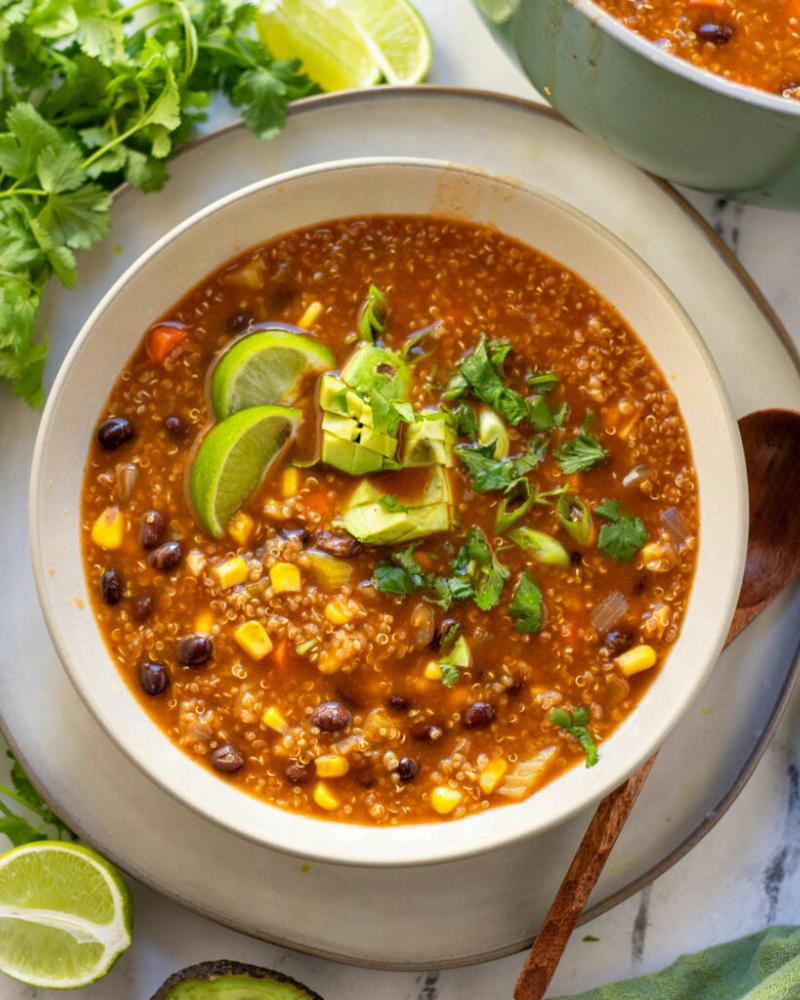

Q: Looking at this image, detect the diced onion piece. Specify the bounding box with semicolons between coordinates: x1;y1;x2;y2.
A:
114;462;138;502
660;506;690;546
622;464;653;488
410;602;436;647
590;591;628;633
497;746;557;799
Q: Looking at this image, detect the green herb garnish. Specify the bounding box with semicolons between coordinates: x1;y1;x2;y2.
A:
453;527;510;611
0;752;76;846
455;438;547;493
358;283;388;342
378;494;409;513
550;706;599;767
526;369;560;394
458;335;529;426
449;401;478;439
510;570;544;633
555;425;609;474
440;663;461;687
595;499;648;562
0;0;321;408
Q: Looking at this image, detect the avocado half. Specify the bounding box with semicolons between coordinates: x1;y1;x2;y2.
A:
150;960;325;1000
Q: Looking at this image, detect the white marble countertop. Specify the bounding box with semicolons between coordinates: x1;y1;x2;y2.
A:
5;1;800;997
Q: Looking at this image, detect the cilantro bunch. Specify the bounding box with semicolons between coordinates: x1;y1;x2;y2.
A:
0;0;319;406
0;751;75;845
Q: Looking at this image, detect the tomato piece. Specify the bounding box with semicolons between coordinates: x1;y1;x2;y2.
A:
303;492;333;515
147;324;189;363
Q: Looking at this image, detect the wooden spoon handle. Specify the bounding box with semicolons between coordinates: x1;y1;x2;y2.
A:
514;754;658;1000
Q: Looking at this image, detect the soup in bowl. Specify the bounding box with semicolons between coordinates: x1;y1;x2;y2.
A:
30;159;746;865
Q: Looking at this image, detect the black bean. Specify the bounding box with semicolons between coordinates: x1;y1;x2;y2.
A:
432;618;460;653
131;592;155;622
97;417;134;451
268;282;299;312
570;550;582;565
139;510;166;550
177;632;213;667
139;661;168;696
164;415;187;439
355;766;377;788
605;630;634;656
412;720;444;743
310;529;363;558
310;701;352;733
149;540;182;571
463;701;495;730
285;762;312;785
225;310;253;334
211;744;245;773
696;21;734;44
395;757;418;782
387;695;411;712
100;568;123;606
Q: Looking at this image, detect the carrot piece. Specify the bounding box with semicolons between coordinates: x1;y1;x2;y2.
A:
687;0;730;9
147;324;189;363
271;639;289;670
414;551;434;572
303;491;333;515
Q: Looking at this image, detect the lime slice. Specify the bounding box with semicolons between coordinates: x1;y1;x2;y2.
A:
257;0;380;91
211;329;334;421
474;0;521;24
339;0;432;84
0;841;132;989
190;405;302;538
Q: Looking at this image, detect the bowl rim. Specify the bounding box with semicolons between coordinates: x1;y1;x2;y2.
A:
29;155;747;867
572;0;800;117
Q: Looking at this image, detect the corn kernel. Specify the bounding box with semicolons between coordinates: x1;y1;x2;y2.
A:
313;781;340;811
262;705;289;734
194;610;214;634
90;507;125;550
282;466;300;498
212;556;248;589
298;300;323;329
228;511;254;546
479;759;509;795
324;598;361;625
431;786;463;815
317;654;342;675
270;561;301;594
234;620;273;660
615;644;658;677
424;660;443;681
315;754;350;778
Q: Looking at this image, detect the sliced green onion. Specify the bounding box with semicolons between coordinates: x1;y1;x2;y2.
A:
556;494;595;546
509;527;571;566
496;479;534;533
478;407;510;459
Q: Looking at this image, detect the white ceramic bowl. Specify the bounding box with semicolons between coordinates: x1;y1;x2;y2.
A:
30;158;747;867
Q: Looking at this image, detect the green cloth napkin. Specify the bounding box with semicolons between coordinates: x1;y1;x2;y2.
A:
555;926;800;999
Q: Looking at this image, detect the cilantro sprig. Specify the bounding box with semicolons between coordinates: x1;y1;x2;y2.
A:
0;751;76;846
554;424;609;474
595;499;648;562
510;570;544;633
0;0;321;407
550;707;599;767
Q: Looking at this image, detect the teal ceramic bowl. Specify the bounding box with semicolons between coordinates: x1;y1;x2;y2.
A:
504;0;800;207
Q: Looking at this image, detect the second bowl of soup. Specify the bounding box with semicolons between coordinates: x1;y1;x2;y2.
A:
30;158;746;865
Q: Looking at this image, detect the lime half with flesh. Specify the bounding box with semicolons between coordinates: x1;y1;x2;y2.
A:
257;0;380;91
211;329;334;420
190;405;302;538
0;841;132;989
339;0;432;84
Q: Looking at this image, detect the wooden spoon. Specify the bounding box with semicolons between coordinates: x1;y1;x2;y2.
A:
515;408;800;1000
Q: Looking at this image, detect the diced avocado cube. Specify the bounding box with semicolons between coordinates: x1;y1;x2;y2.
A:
319;374;348;415
341;345;411;403
321;412;359;441
393;501;452;543
345;391;373;426
342;503;419;545
359;425;398;460
404;413;456;467
441;635;471;669
321;436;386;475
421;466;453;506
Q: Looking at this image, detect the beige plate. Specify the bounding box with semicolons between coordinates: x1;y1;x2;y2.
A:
4;87;800;968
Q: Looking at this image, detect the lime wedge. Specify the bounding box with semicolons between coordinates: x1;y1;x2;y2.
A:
339;0;432;84
257;0;380;91
190;405;302;538
211;329;334;421
474;0;521;23
0;841;132;989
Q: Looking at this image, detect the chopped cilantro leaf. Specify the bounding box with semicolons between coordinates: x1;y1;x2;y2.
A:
455;438;547;494
510;570;544;633
595;499;648;562
550;706;599;767
373;564;416;595
449;401;478;439
358;284;388;342
440;663;462;688
526;369;560;394
456;527;510;611
555;426;609;474
458;335;530;426
378;494;409;513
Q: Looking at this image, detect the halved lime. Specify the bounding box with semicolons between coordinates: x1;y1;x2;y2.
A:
257;0;381;92
190;405;302;538
0;841;132;989
474;0;521;24
211;329;334;420
339;0;432;84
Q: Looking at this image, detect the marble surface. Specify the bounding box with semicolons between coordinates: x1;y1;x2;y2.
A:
4;1;800;996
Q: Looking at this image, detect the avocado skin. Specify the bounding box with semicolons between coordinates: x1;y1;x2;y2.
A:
150;960;324;1000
